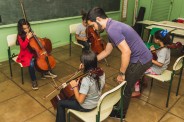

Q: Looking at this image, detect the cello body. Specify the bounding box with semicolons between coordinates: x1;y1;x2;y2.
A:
50;84;77;109
86;26;106;54
29;37;56;71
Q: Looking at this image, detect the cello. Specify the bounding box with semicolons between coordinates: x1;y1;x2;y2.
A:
86;25;106;54
47;67;104;109
19;0;56;71
29;35;56;71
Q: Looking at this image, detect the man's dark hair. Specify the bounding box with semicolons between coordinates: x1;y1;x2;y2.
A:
86;7;108;22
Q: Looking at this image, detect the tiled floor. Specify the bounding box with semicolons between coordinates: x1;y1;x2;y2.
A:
0;43;184;122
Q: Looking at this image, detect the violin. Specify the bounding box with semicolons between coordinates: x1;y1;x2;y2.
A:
86;25;106;54
49;67;104;109
151;42;182;60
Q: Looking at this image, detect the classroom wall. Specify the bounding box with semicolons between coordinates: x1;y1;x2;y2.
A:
137;0;152;20
138;0;184;21
124;0;136;26
169;0;184;20
178;1;184;18
0;0;137;62
0;12;121;62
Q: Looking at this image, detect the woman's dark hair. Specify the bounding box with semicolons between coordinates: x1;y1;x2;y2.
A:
154;30;171;45
16;19;30;45
80;50;102;91
86;7;108;22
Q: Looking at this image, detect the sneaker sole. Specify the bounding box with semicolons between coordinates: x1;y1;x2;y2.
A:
44;76;57;78
32;87;39;90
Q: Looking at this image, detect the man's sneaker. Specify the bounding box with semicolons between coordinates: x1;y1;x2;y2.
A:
109;109;117;118
131;91;141;98
114;115;126;122
32;81;38;90
116;113;126;120
110;110;126;121
43;71;57;78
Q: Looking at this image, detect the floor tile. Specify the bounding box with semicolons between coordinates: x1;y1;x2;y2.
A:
160;113;184;122
169;96;184;119
0;94;45;122
0;44;184;122
24;110;55;122
0;80;24;102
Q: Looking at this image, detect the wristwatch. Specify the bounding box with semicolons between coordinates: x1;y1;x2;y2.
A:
119;71;125;76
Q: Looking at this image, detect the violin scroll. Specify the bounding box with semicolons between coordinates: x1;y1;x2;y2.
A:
89;67;104;77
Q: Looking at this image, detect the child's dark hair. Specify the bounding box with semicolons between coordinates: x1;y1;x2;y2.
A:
81;50;97;72
80;50;103;91
16;19;30;44
86;7;108;22
154;30;172;45
81;10;87;21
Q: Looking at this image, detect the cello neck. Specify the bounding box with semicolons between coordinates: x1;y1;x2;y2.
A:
30;29;46;52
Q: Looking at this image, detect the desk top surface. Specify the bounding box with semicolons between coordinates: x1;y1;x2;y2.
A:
136;20;156;25
146;25;175;32
171;29;184;36
153;21;184;30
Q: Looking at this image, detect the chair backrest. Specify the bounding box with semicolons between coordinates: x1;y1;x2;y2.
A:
7;34;17;47
148;27;163;43
69;23;81;34
150;27;163;36
173;55;184;71
97;81;127;121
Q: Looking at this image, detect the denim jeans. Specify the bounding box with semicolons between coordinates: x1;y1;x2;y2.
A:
77;39;90;52
56;98;92;122
28;58;36;81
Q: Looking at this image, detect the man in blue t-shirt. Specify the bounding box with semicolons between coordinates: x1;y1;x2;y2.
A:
86;7;152;120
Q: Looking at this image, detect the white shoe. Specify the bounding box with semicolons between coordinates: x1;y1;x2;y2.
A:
44;71;57;78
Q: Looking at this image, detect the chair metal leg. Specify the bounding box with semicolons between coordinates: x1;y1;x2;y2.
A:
176;67;183;96
21;67;24;84
120;88;124;122
147;35;151;43
8;59;13;77
96;111;100;122
67;112;70;122
166;75;174;107
150;78;153;87
69;34;72;56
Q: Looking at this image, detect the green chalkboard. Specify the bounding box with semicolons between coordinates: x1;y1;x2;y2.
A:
0;0;120;25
